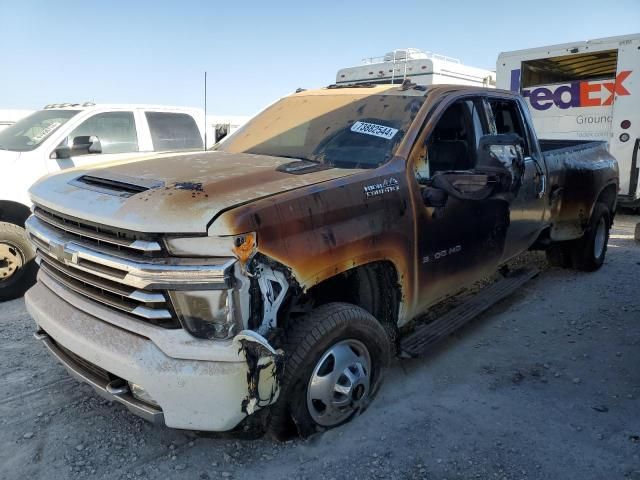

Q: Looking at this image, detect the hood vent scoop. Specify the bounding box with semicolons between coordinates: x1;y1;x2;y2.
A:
70;173;165;198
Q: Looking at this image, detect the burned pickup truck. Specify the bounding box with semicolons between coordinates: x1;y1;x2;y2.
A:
24;84;618;438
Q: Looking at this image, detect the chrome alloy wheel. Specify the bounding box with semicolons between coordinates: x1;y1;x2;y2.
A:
0;242;23;282
593;217;606;259
306;339;372;427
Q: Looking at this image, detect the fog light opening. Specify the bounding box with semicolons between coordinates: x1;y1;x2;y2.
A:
128;382;159;407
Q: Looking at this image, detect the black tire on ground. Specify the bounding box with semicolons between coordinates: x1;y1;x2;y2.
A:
266;302;391;440
0;222;37;301
570;202;611;272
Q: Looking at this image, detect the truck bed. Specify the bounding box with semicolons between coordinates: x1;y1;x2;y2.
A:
538;139;607;154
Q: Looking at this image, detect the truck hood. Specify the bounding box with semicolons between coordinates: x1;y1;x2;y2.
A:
29;150;364;234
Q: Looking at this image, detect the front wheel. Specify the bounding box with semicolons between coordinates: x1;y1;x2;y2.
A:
0;222;37;301
267;303;391;439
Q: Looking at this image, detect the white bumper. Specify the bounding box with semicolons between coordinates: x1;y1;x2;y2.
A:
25;280;282;431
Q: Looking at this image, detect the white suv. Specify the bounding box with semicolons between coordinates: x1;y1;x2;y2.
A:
0;103;205;301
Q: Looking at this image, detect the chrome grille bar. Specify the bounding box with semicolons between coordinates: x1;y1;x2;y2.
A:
33;206;162;253
26;216;235;290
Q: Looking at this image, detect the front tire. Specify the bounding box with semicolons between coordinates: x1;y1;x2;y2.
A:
267;303;391;439
0;222;37;301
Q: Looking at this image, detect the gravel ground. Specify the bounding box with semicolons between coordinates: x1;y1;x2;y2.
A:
1;214;639;480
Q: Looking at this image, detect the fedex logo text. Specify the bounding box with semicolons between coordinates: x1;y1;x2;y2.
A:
509;69;632;111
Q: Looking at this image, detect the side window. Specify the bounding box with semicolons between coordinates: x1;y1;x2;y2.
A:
145;112;203;151
68;112;138;154
487;99;530;156
415;99;483;181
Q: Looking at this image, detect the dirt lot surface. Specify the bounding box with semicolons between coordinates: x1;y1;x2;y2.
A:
1;214;639;480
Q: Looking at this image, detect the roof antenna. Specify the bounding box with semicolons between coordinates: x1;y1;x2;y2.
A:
203;71;207;151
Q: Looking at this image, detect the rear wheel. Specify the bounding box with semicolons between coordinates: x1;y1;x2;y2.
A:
0;222;37;301
570;203;610;272
266;302;390;439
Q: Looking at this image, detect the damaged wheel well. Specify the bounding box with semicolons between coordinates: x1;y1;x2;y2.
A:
301;261;401;345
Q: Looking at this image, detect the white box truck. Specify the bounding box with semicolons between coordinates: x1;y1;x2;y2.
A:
497;34;639;208
337;48;496;88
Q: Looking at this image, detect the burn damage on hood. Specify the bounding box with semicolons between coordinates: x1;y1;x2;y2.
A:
29;150;366;234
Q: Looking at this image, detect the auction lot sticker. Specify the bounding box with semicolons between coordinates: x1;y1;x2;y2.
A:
351;121;398;140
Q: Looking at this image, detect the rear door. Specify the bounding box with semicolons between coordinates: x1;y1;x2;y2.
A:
144;111;204;152
610;38;639;201
486;96;547;261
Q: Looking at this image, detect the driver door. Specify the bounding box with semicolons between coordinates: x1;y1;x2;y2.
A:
412;97;513;310
51;111;143;169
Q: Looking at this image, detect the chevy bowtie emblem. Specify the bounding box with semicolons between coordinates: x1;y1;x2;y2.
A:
48;239;77;264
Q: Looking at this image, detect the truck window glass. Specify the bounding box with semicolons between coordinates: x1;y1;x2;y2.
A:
0;110;79;152
420;100;478;177
145;112;203;151
521;50;618;88
67;111;138;154
488;99;530;156
218;91;426;169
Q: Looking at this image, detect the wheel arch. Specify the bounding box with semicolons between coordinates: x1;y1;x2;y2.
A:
288;260;402;345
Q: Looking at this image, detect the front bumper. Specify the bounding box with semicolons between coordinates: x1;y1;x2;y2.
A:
25;279;282;431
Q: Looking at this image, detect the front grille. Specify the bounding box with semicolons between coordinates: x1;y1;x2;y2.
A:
33;205;163;256
37;253;179;328
28;211;179;328
26;211;235;332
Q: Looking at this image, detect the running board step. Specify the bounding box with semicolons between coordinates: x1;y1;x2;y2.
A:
400;267;540;358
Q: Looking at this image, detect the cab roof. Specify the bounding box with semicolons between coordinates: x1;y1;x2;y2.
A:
295;83;512;98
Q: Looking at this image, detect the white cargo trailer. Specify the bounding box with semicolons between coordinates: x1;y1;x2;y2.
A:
497;34;640;207
337;48;496;88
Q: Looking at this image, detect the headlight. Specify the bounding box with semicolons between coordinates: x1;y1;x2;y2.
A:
165;232;257;261
169;289;238;340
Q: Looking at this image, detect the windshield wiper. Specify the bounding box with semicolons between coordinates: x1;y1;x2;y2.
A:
276;155;319;163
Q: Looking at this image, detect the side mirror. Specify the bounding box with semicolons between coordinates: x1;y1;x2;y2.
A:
52;135;102;160
431;172;497;201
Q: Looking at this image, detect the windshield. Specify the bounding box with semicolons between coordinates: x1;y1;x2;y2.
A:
0;110;80;152
217;89;426;169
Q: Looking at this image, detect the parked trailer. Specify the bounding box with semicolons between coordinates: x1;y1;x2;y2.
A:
497;34;640;208
337;48;496;87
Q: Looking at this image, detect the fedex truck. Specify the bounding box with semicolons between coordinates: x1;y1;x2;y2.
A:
497;34;639;207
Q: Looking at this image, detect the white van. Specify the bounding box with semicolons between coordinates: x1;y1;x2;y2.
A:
337;48;496;87
0;103;206;300
497;34;639;207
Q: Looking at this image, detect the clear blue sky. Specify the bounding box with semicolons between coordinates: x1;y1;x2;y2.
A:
1;0;638;115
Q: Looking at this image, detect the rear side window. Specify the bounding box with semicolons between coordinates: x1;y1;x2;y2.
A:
487;99;530;155
145;112;203;151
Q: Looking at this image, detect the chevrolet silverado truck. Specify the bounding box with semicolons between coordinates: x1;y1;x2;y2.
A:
24;84;618;438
